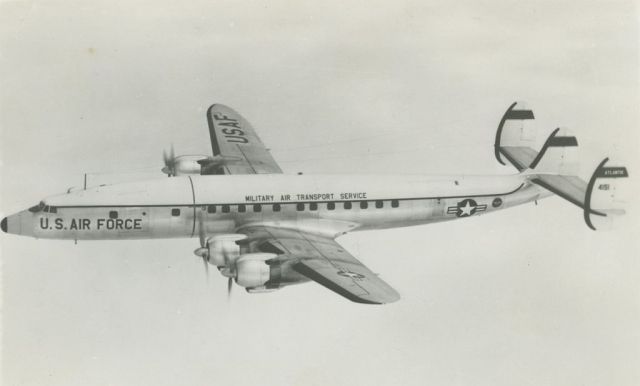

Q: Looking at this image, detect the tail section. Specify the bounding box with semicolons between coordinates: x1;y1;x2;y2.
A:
494;101;629;230
528;127;579;175
584;158;629;230
494;101;537;170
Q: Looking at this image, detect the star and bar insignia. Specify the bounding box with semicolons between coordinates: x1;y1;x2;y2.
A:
447;198;487;217
337;270;366;280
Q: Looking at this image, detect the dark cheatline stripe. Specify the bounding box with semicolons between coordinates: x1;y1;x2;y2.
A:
548;136;578;147
505;109;535;120
495;102;535;166
584;158;610;230
495;102;517;165
53;183;525;209
529;128;560;169
585;159;629;230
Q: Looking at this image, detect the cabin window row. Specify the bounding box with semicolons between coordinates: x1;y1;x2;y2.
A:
106;201;401;218
205;200;400;213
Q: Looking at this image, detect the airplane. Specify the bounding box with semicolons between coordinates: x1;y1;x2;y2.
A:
1;102;629;304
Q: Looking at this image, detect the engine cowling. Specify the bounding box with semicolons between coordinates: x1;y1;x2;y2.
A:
235;253;276;288
206;234;247;267
163;155;211;176
163;154;243;176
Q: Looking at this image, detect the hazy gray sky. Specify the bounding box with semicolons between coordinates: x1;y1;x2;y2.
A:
1;1;638;385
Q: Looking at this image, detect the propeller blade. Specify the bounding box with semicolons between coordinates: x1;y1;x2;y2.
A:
198;213;205;248
202;255;209;281
162;144;177;177
196;213;209;281
227;277;233;299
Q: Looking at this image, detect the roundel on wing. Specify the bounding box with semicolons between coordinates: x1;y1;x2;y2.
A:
337;270;365;279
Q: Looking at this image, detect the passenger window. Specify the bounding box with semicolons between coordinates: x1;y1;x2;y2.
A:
310;203;318;211
207;205;216;213
253;204;262;212
222;205;230;213
44;206;50;212
49;206;57;213
238;204;246;213
273;203;281;212
344;202;352;210
391;200;399;208
171;208;180;216
327;202;335;210
360;201;368;209
375;200;383;209
109;210;118;219
297;203;305;211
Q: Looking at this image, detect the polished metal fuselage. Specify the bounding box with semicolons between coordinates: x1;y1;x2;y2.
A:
3;173;550;240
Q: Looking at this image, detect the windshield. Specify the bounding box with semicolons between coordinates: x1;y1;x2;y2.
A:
28;201;45;213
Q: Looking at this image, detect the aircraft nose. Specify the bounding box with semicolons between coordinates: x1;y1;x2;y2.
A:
1;217;6;233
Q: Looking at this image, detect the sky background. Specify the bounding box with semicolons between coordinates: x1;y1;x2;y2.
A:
1;1;639;385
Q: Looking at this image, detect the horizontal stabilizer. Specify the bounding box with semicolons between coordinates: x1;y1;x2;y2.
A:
495;102;580;175
529;158;629;230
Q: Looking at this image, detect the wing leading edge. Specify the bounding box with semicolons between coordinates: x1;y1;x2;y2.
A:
206;104;283;175
239;226;400;304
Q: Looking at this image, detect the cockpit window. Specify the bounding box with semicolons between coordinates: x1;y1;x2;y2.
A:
28;201;45;213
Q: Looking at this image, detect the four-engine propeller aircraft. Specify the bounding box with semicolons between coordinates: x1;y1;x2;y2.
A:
1;102;629;304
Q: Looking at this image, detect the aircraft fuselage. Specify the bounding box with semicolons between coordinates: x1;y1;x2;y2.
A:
2;173;549;240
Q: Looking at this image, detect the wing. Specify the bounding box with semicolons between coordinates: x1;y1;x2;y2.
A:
239;226;400;304
205;104;283;175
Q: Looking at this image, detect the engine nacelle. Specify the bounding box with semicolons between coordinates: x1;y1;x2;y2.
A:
163;155;210;176
235;253;276;288
207;234;247;267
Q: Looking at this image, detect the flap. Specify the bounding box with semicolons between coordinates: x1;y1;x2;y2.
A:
239;226;400;304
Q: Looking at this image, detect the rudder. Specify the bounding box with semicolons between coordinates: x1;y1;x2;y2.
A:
584;158;629;230
494;101;538;170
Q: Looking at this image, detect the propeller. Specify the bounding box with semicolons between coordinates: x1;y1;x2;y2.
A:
197;212;209;280
162;145;177;177
222;245;235;299
194;211;235;298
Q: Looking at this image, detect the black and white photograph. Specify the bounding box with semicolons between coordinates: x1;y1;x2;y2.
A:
1;1;638;385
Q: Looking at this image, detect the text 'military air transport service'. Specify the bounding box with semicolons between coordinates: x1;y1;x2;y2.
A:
2;103;629;304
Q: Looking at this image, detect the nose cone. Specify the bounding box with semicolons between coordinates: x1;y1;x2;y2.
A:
2;212;29;236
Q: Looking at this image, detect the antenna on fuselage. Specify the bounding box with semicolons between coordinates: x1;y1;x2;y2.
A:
83;173;87;190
